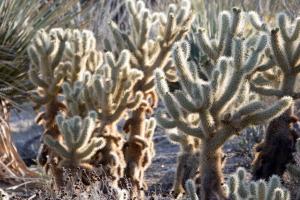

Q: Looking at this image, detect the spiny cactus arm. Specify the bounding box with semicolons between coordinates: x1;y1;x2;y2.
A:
156;111;205;139
81;50;143;126
249;83;284;97
155;112;177;129
76;137;106;162
211;35;267;115
44;135;70;159
56;114;76;149
257;180;267;200
216;11;230;54
74;111;97;149
45;111;104;167
108;0;192;97
155;66;194;118
270;28;290;73
197;28;219;60
28;67;49;89
156;67;201;113
249;13;300;100
148;0;193;79
266;175;282;200
61;81;83;116
248;11;269;32
277;13;300;42
64;30;99;81
238;96;293;128
255;59;277;72
229;101;266;121
28;29;73;115
197;8;242;60
211;97;293;149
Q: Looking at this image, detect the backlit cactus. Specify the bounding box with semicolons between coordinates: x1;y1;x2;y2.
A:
44;111;106;169
82;50;144;186
197;7;243;61
155;40;293;199
249;12;300;112
227;167;290;200
106;0;193;197
28;28;70;173
185;168;290;200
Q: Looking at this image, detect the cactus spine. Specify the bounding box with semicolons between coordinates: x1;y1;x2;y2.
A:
155;38;293;199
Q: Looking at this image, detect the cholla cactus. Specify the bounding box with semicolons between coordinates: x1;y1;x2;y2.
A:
28;29;70;170
185;168;290;200
226;167;290;200
168;124;201;197
106;0;193;196
44;111;106;169
64;29;101;82
197;7;243;61
155;40;293;199
249;12;300;113
81;50;144;185
286;139;300;199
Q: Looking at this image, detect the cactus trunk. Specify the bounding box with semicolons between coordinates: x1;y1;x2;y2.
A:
200;143;227;200
124;106;147;198
37;99;65;188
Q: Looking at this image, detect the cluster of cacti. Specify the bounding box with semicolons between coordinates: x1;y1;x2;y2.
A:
84;50;143;186
286;139;300;199
0;0;88;185
28;28;146;191
104;0;193;196
155;34;292;199
185;168;290;200
248;12;300;107
227;167;290;200
18;1;300;199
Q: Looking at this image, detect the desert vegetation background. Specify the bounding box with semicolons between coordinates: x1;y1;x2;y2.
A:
0;0;300;199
